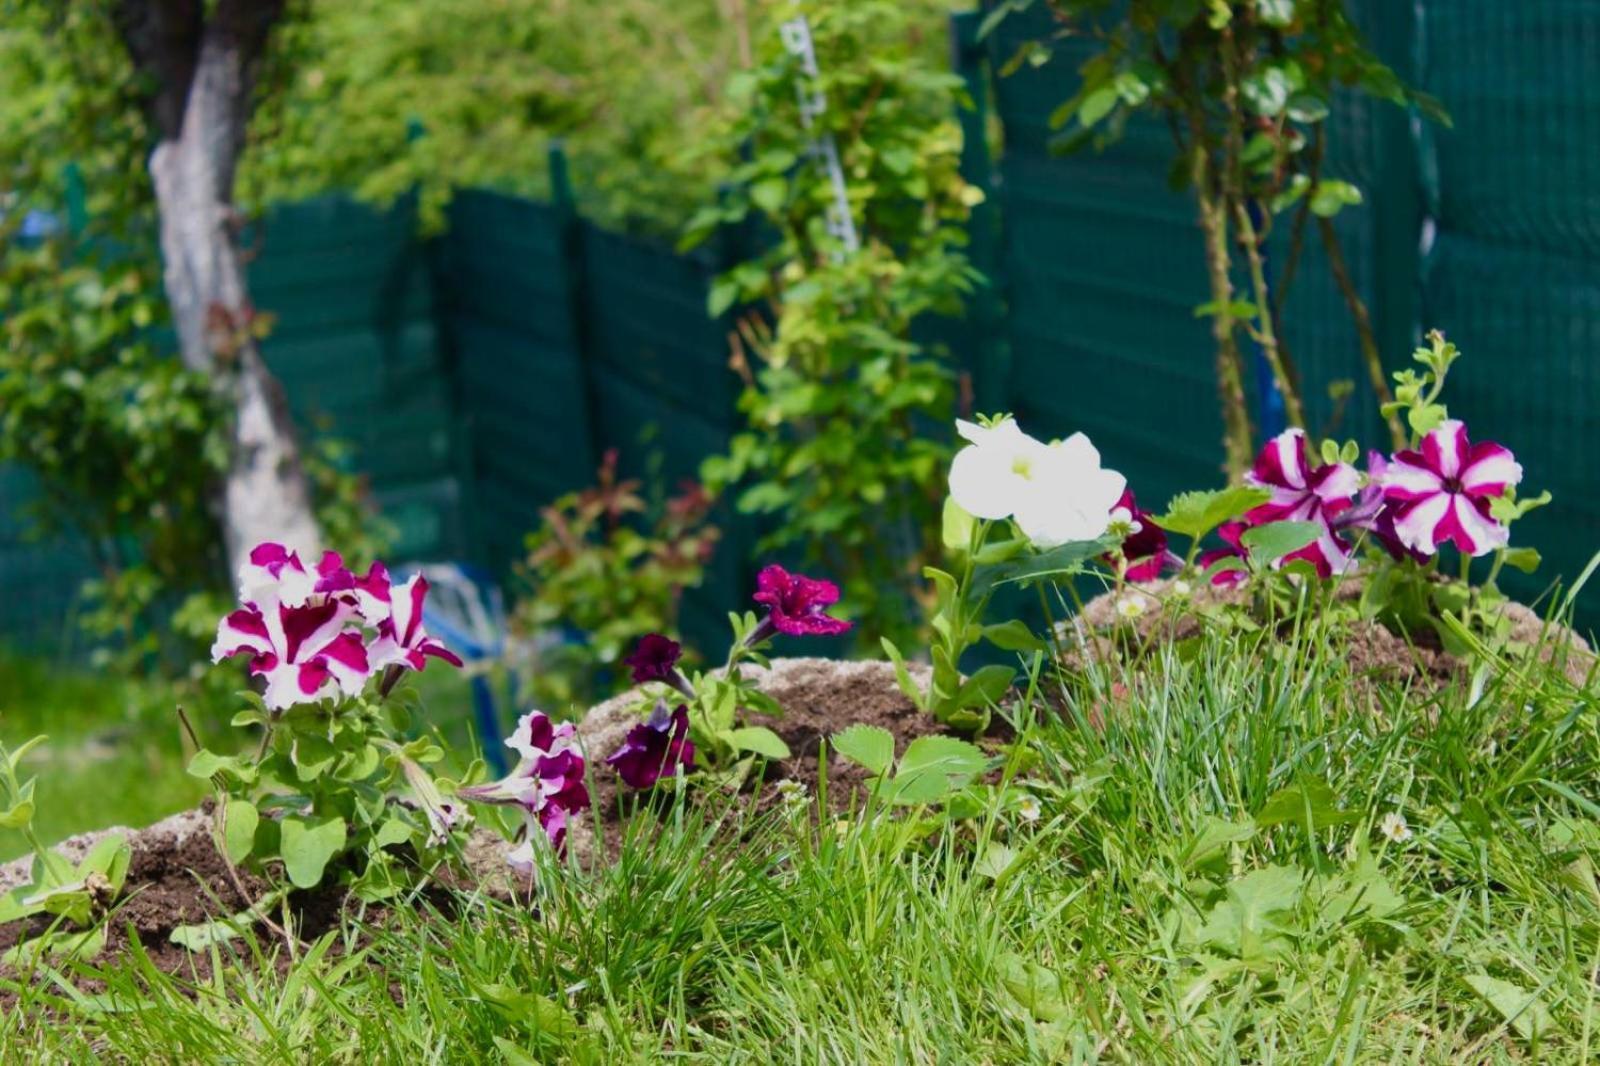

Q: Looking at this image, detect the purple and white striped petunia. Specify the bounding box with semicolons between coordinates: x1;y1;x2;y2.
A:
1380;419;1522;557
211;598;372;710
366;573;464;673
460;711;589;856
237;542;322;608
1244;429;1360;577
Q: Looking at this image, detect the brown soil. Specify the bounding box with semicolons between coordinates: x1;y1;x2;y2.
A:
1;658;988;996
1070;575;1595;691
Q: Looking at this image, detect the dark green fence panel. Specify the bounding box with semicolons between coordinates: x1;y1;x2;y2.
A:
252;195;466;561
437;188;598;578
0;465;95;653
1418;0;1600;614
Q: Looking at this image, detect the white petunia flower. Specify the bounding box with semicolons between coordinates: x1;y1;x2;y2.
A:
947;418;1053;520
1011;433;1128;549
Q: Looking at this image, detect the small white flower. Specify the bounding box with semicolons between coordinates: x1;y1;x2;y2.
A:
1107;506;1142;539
776;780;809;808
1016;795;1041;822
1172;579;1193;597
1115;595;1147;621
1378;812;1412;843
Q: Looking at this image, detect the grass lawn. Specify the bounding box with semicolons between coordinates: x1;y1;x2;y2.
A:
3;611;1598;1061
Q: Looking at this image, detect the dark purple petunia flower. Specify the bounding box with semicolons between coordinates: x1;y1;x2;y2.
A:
459;711;589;854
1197;521;1251;588
607;702;696;790
750;564;853;639
625;633;682;683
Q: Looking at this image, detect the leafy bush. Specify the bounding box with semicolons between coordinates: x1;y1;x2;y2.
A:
690;0;983;650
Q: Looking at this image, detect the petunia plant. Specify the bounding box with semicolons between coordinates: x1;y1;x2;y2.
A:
610;563;856;791
198;542;468;898
884;415;1133;730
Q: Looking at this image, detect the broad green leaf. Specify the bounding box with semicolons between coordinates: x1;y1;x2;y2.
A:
279;816;347;889
725;726;791;760
983;620;1044;653
1182;815;1256;869
223;799;259;865
187;748;256;785
972;538;1113;595
76;833;130;894
1463;974;1553;1043
476;982;580;1042
750;177;787;214
0;886;41;924
998;952;1070;1023
891;736;988;805
1254;778;1358;830
831;724;895;777
1196;865;1304;961
1239;521;1322;566
953;664;1016;710
1153;487;1270;541
373;816;414;850
2;927;105;968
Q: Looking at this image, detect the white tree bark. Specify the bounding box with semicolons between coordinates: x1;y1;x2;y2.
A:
120;0;319;575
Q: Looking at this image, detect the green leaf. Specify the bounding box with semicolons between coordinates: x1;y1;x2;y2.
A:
974;840;1019;880
76;832;130;893
972;538;1113;595
1182;816;1256;869
1239;521;1322;567
831;724;895;777
1077;86;1118;127
750;177;787;214
724;726;791;760
880;638;926;708
1153;487;1270;541
983;619;1044;653
1463;974;1553;1044
6;735;47;774
0;798;34;830
891;736;988;806
279;816;347;889
1254;778;1358;830
294;734;338;781
953;664;1016;710
187;748;257;785
707;277;739;318
941;496;976;553
1195;865;1304;961
223;799;259;865
1500;547;1542;574
1310;179;1363;218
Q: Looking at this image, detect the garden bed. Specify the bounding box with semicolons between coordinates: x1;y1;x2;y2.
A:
0;657;964;986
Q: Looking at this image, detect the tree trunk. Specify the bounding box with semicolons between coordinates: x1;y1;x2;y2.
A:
120;0;318;575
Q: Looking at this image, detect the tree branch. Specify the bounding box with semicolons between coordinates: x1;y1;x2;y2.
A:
111;0;204;140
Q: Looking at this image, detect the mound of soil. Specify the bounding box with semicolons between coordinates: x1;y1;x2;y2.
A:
0;657;964;991
1070;575;1595;690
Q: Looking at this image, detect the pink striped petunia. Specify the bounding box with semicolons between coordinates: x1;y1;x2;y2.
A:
1380;419;1522;557
366;573;464;672
1244;429;1360;577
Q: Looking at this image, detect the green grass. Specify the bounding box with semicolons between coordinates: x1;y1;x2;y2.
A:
3;612;1599;1062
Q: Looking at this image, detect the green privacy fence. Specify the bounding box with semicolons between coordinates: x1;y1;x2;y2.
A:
976;0;1599;619
3;1;1597;655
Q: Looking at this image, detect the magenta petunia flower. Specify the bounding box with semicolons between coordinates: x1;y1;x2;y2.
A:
751;564;853;638
1243;429;1360;578
1380;420;1522;558
1105;489;1177;583
607;702;696;790
237;541;321;608
1334;452;1427;564
211;597;371;710
460;711;589;854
